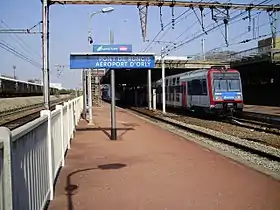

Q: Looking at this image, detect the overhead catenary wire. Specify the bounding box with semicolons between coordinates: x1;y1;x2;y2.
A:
163;0;272;55
170;0;233;46
143;0;248;52
0;20;42;61
162;0;268;54
142;8;192;52
142;0;220;52
192;20;277;59
0;41;41;68
166;0;267;52
0;19;69;83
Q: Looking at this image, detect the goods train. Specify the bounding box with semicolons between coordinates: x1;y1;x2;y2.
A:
0;76;58;97
154;66;243;115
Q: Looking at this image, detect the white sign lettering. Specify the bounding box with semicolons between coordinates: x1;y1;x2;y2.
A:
95;56;153;68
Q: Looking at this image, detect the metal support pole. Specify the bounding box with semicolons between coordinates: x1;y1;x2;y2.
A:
42;0;50;110
147;69;152;110
13;65;16;79
87;69;93;124
109;28;114;44
153;88;156;110
82;69;87;119
110;69;117;140
161;47;166;114
201;38;205;60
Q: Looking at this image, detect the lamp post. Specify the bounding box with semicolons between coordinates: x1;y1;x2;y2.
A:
12;65;16;79
84;6;114;124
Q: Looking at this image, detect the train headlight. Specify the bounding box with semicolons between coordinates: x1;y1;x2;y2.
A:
234;95;242;100
214;96;223;101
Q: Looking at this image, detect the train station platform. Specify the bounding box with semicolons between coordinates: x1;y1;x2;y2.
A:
244;104;280;116
48;103;280;210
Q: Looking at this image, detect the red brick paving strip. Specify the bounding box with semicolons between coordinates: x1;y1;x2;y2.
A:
48;103;280;210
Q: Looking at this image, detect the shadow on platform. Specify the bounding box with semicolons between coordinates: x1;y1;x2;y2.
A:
76;127;135;140
65;163;127;210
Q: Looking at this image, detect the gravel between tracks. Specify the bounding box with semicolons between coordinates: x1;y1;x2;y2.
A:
129;108;280;178
151;109;280;149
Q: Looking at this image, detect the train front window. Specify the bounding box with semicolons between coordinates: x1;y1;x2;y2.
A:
227;80;241;91
213;72;241;92
213;79;227;92
213;79;241;92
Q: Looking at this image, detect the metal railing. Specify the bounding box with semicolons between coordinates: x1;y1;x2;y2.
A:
0;96;83;210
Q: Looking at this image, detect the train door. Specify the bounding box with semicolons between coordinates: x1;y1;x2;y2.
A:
182;82;187;107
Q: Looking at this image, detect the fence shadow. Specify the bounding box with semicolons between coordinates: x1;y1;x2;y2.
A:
76;127;134;139
65;163;127;210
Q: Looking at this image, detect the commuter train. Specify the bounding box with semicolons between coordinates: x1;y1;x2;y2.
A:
154;66;243;115
0;76;58;97
101;84;121;102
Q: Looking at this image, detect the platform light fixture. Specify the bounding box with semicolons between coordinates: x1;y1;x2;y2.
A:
88;6;115;44
101;6;114;13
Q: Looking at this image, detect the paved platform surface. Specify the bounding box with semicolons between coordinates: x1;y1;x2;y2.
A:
244;104;280;116
48;103;280;210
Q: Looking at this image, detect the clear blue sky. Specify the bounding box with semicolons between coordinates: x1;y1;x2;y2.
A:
0;0;279;89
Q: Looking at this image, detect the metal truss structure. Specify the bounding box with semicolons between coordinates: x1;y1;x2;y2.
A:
49;0;280;45
138;4;148;42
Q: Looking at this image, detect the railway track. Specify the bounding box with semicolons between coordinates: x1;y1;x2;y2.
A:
125;107;280;161
144;105;280;137
227;116;280;136
0;97;73;130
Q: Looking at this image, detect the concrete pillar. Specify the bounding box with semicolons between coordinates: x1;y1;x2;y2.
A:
161;58;166;114
87;70;93;125
152;88;156;110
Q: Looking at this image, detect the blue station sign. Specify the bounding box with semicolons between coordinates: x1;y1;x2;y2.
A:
70;53;155;69
93;44;132;53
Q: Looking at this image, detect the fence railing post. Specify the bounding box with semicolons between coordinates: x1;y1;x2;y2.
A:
64;102;70;149
40;110;53;200
70;101;74;138
73;100;76;126
0;127;13;210
56;105;65;167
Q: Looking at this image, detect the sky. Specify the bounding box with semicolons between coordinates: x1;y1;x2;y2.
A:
0;0;279;89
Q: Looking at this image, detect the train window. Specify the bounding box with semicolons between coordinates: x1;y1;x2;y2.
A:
213;79;227;92
173;78;176;86
191;79;201;95
227;80;241;91
202;79;207;95
187;82;192;95
157;86;162;93
176;77;179;85
187;79;208;95
175;86;180;102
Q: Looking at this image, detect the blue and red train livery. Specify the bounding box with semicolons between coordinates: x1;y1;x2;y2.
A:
154;66;243;115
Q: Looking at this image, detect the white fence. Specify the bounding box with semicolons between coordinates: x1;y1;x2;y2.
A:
0;96;83;210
